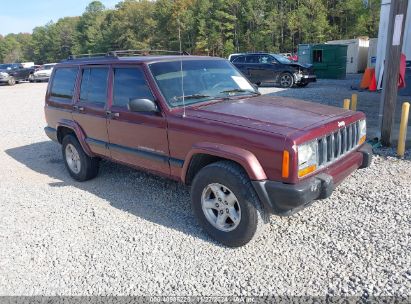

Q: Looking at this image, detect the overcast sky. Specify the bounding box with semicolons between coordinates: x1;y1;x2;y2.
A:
0;0;120;36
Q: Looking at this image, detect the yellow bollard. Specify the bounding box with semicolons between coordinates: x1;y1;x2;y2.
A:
397;102;410;158
343;99;350;110
351;94;357;111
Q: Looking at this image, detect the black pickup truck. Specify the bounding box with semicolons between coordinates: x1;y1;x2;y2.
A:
0;63;35;85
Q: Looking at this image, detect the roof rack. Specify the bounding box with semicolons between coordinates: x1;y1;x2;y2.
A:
66;49;190;61
67;53;112;60
107;49;190;57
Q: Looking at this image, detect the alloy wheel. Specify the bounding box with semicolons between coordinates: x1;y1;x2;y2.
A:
65;143;81;174
201;183;241;232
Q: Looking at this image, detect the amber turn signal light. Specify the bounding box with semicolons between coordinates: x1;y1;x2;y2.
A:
359;135;366;145
282;150;290;178
298;164;317;178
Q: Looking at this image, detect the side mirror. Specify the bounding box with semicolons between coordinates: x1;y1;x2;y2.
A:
128;98;159;113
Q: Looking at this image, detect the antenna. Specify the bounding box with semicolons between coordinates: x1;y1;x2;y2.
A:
178;21;186;118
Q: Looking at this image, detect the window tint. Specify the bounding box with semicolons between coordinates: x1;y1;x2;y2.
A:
50;68;78;99
246;55;260;63
232;56;245;63
260;55;272;64
80;67;109;105
113;68;153;108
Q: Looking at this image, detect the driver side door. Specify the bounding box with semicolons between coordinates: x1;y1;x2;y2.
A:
106;65;170;175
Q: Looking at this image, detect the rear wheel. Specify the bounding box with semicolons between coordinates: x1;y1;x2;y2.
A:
279;73;294;88
62;135;100;181
191;161;266;247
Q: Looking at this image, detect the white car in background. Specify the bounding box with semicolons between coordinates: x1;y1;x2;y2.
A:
31;63;57;82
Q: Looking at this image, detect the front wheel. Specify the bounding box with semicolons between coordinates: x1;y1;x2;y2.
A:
279;73;294;88
8;77;16;86
62;135;100;181
191;161;266;247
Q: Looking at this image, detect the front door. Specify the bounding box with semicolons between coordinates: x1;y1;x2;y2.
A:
106;66;170;175
72;66;110;157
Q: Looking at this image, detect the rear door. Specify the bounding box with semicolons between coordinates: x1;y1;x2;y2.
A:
106;65;169;175
246;55;276;84
72;65;110;157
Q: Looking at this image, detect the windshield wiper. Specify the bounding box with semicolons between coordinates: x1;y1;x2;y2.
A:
220;89;260;95
174;94;211;100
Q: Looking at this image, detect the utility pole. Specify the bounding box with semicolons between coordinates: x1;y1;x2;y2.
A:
380;0;408;146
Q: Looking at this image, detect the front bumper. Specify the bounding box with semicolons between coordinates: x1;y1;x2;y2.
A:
252;143;372;216
300;75;317;83
33;75;50;81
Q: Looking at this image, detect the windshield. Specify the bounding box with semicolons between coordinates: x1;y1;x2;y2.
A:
271;54;292;64
149;59;258;108
0;64;13;70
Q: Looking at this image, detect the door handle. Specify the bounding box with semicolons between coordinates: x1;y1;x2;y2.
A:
106;111;120;118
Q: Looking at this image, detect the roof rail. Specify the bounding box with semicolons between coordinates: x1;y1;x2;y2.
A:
67;53;113;60
66;49;190;61
107;49;190;57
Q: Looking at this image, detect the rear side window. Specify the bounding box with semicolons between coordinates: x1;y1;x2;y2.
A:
50;68;78;99
232;56;245;63
113;67;153;108
246;55;260;63
80;67;109;105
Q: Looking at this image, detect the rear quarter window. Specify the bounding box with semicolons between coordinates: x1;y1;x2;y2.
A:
50;68;78;100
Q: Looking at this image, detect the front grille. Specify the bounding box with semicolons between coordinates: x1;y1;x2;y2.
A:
317;121;360;167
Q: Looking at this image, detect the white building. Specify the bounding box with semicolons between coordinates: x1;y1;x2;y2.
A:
376;0;411;87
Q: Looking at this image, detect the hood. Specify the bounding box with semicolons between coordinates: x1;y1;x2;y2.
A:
0;69;10;74
287;62;312;69
187;95;352;136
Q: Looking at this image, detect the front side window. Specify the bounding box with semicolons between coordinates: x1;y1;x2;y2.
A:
50;67;78;99
113;67;154;108
149;59;258;108
271;54;292;64
80;67;109;105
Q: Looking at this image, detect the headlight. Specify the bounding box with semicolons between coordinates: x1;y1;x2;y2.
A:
359;119;366;144
298;141;318;178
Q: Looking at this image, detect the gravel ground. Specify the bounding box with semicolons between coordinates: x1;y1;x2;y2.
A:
0;82;410;297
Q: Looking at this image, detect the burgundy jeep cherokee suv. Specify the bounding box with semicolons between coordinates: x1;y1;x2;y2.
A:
44;51;372;247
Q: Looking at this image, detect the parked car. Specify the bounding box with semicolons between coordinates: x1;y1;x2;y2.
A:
0;63;34;85
31;63;57;82
44;51;372;247
229;52;316;88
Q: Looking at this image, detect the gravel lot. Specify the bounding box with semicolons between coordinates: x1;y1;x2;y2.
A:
0;82;410;297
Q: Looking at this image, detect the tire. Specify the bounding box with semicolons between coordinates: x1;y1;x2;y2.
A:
279;72;294;88
62;135;99;182
191;161;266;247
8;77;16;86
297;82;308;88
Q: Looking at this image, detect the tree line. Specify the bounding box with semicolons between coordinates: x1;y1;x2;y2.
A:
0;0;381;64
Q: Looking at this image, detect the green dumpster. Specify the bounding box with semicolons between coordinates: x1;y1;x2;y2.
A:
298;44;348;79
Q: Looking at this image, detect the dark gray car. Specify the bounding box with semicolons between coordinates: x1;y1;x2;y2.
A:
229;53;317;88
